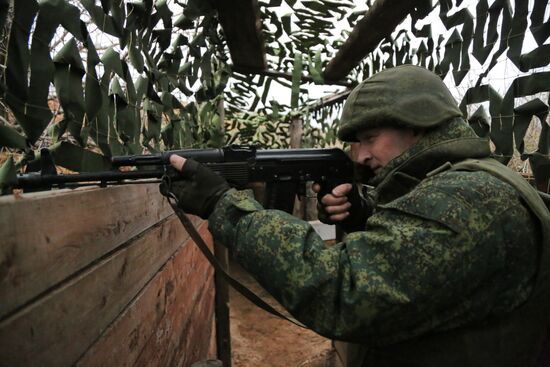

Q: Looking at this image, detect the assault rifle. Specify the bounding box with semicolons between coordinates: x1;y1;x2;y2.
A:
14;145;354;213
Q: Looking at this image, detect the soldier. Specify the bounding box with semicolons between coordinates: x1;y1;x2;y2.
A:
162;65;550;366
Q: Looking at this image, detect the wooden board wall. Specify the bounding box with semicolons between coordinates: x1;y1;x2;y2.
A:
0;185;216;367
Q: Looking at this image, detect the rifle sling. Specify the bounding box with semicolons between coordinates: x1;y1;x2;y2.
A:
166;197;307;329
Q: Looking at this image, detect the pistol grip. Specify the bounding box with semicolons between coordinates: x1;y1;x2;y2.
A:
316;178;350;202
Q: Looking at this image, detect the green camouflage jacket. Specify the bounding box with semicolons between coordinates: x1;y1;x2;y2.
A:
208;118;539;347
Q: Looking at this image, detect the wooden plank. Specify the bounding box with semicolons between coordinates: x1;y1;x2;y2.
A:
76;221;215;367
132;224;216;367
0;184;173;319
0;214;203;367
214;0;266;71
323;0;422;82
175;282;216;366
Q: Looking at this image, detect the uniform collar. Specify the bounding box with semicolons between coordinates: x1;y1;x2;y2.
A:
369;118;491;203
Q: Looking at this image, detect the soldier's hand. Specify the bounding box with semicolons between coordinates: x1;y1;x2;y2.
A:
312;183;354;223
159;155;230;219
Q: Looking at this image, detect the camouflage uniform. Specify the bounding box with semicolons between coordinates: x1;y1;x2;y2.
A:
205;66;549;366
209;117;537;339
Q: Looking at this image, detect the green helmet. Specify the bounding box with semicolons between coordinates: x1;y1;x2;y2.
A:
337;65;463;142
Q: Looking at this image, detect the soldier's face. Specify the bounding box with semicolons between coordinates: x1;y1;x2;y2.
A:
355;127;421;174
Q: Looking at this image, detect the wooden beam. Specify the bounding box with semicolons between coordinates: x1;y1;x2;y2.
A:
323;0;421;82
233;66;355;87
307;88;352;112
215;0;266;71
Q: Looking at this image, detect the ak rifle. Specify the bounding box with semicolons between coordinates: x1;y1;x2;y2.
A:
14;145;354;213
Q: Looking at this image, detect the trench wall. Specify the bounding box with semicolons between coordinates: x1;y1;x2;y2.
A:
0;184;216;367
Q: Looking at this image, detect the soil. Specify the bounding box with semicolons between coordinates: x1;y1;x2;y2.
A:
229;260;334;367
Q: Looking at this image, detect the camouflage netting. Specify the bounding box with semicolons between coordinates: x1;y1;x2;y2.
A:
0;0;548;187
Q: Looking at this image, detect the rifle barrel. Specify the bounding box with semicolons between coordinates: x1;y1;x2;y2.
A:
112;148;226;167
17;169;165;189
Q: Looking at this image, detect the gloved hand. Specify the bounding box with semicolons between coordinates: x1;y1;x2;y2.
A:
160;155;230;219
312;182;373;233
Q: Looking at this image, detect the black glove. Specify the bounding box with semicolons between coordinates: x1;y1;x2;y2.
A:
160;158;230;219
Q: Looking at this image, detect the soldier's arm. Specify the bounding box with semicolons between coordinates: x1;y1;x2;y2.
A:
208;187;523;346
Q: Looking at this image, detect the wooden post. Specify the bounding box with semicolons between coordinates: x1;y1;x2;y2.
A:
305;182;318;221
289;115;305;218
214;98;232;367
214;243;231;367
289;115;303;149
289;115;318;221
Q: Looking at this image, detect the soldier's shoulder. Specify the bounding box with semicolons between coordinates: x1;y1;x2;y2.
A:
378;170;518;233
422;169;519;203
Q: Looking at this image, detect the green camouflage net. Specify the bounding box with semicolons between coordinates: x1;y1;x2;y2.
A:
0;0;548;187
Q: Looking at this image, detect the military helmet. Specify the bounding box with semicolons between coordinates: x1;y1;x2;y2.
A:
337;65;463;142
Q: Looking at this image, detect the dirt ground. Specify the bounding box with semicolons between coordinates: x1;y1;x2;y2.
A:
228;260;335;367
